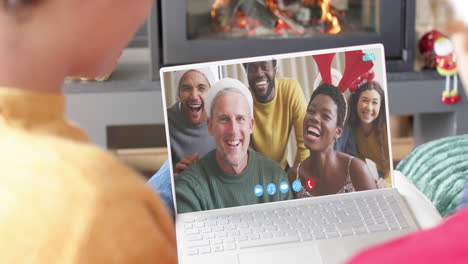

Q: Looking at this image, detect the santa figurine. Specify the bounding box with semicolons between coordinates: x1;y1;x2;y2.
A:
419;30;444;69
434;36;460;104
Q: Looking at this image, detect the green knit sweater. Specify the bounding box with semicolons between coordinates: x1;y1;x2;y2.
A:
396;135;468;216
175;149;293;213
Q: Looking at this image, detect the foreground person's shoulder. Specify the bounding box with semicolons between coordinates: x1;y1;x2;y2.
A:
0;131;177;264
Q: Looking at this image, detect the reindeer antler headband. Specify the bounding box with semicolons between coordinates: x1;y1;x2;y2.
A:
313;50;375;125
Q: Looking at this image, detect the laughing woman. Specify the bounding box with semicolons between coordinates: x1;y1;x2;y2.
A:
338;81;391;184
287;83;377;198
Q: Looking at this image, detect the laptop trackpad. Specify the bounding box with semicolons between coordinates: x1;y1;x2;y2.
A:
239;245;322;264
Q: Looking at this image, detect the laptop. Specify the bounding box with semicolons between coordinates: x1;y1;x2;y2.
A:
160;44;419;264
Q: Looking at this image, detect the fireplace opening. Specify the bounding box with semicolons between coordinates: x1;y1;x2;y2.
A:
188;0;377;40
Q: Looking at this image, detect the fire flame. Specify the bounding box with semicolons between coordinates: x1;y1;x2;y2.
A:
320;0;341;34
211;0;230;19
265;0;280;13
211;0;342;35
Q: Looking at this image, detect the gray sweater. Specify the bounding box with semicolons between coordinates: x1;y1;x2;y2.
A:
167;102;215;168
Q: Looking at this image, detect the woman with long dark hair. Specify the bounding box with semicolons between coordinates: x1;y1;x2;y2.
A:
339;81;391;184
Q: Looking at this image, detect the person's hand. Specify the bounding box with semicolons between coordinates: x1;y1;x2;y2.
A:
375;178;389;189
174;152;200;177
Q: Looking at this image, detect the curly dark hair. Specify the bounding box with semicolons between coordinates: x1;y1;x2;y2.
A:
309;83;347;127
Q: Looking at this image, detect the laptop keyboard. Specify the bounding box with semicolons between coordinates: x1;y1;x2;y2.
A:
180;190;412;256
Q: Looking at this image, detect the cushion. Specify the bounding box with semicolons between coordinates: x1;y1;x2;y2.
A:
396;135;468;216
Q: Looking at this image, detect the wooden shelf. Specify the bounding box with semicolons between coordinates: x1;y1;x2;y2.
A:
392;137;414;161
112;147;168;174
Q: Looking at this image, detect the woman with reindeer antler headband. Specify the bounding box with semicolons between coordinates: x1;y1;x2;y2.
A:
287;83;377;198
313;51;391;185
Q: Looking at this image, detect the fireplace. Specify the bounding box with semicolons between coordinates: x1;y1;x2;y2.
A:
192;0;377;39
152;0;414;78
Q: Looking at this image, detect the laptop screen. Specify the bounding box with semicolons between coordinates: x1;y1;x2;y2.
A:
160;44;393;215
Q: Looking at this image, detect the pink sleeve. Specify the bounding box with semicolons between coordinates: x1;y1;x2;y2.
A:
346;209;468;264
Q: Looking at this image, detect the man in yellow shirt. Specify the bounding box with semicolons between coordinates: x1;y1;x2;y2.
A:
244;60;309;169
0;0;176;263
